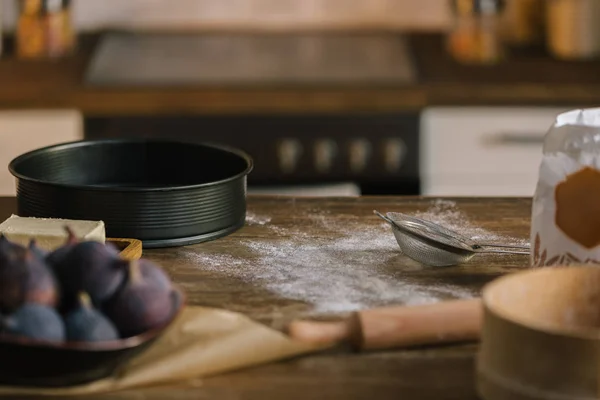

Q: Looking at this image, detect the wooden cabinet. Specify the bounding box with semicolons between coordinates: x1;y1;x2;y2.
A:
0;110;83;196
420;106;571;196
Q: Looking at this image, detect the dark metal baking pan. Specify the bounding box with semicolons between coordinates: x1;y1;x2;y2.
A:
8;138;253;248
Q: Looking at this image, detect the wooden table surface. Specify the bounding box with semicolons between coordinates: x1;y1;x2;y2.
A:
0;196;533;399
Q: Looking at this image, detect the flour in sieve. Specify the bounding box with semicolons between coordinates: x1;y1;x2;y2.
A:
184;204;482;316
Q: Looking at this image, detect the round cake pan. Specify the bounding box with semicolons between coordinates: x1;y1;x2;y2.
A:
8;138;253;248
477;265;600;400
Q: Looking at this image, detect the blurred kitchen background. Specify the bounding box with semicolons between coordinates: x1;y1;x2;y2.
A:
0;0;598;197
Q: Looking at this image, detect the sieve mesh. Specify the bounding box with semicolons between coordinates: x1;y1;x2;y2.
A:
374;210;529;267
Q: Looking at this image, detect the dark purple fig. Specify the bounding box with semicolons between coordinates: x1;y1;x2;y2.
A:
103;260;173;338
0;236;27;312
45;226;79;269
52;240;125;307
2;303;65;342
136;259;172;291
0;234;26;258
0;249;58;313
64;292;119;342
28;239;48;261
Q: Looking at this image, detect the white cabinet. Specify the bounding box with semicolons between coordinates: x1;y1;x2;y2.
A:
420;106;572;197
0;110;83;196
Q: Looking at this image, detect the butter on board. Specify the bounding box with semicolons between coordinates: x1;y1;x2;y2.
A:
0;214;106;251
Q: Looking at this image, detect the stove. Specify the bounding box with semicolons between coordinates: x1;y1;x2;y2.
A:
84;33;421;196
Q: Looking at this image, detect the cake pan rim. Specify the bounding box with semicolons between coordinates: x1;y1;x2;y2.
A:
140;218;246;248
8;138;254;193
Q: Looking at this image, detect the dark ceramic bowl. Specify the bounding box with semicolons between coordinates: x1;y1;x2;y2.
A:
8;138;254;248
0;287;185;388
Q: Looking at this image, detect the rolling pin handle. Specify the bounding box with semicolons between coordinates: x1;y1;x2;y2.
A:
287;319;354;347
288;299;483;351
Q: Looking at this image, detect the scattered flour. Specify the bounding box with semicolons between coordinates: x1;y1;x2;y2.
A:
412;199;530;247
245;212;271;226
184;200;525;316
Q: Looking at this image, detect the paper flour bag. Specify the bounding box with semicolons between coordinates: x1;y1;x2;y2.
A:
531;108;600;267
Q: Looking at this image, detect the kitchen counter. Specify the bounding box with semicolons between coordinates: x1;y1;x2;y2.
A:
2;33;600;116
0;195;532;399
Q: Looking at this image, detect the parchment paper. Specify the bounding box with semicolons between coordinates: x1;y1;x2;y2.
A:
0;306;329;396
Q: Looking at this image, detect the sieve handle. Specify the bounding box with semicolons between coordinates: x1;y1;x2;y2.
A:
477;243;530;250
287;299;483;351
373;210;397;227
474;249;530;255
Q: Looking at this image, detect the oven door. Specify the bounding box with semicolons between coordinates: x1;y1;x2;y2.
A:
84;113;421;196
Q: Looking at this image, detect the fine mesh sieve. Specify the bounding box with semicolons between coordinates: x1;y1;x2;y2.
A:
374;211;530;267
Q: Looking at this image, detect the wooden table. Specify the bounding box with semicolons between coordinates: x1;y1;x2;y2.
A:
0;196;533;399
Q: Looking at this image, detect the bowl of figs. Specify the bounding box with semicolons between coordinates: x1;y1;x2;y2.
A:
0;228;185;388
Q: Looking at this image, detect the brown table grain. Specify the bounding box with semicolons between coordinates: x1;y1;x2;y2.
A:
0;195;533;400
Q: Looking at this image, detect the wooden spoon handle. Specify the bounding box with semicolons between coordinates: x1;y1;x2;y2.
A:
288;299;483;351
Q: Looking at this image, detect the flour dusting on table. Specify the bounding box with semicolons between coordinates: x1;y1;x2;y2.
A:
245;212;271;226
183;200;524;316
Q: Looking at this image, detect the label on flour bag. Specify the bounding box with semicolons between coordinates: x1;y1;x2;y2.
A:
531;108;600;266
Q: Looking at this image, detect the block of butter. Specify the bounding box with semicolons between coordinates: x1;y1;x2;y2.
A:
0;214;106;251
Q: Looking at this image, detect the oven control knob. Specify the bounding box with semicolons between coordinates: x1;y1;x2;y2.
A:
278;138;303;173
383;138;407;173
314;138;338;173
349;139;372;173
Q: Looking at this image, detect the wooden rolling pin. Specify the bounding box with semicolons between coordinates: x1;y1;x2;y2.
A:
287;299;483;351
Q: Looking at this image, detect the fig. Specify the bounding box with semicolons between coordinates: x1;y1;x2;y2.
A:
0;235;26;258
136;259;172;291
2;303;65;342
64;292;119;342
46;226;120;269
45;226;79;269
103;260;174;338
0;248;58;313
51;240;125;307
28;239;48;261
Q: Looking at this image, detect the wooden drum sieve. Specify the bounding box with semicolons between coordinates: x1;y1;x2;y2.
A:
477;266;600;400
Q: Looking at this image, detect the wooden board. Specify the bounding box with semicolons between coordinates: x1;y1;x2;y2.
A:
107;237;143;260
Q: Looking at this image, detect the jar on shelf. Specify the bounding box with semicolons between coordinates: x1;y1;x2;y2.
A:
531;108;600;267
447;0;507;64
16;0;76;59
501;0;545;48
0;1;4;58
546;0;600;60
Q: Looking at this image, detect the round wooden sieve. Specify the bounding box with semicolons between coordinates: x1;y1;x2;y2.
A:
477;265;600;400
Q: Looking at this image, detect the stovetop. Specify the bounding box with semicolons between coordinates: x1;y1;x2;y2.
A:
85;32;418;87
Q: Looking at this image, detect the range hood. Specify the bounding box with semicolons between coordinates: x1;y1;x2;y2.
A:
85;32;418;87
